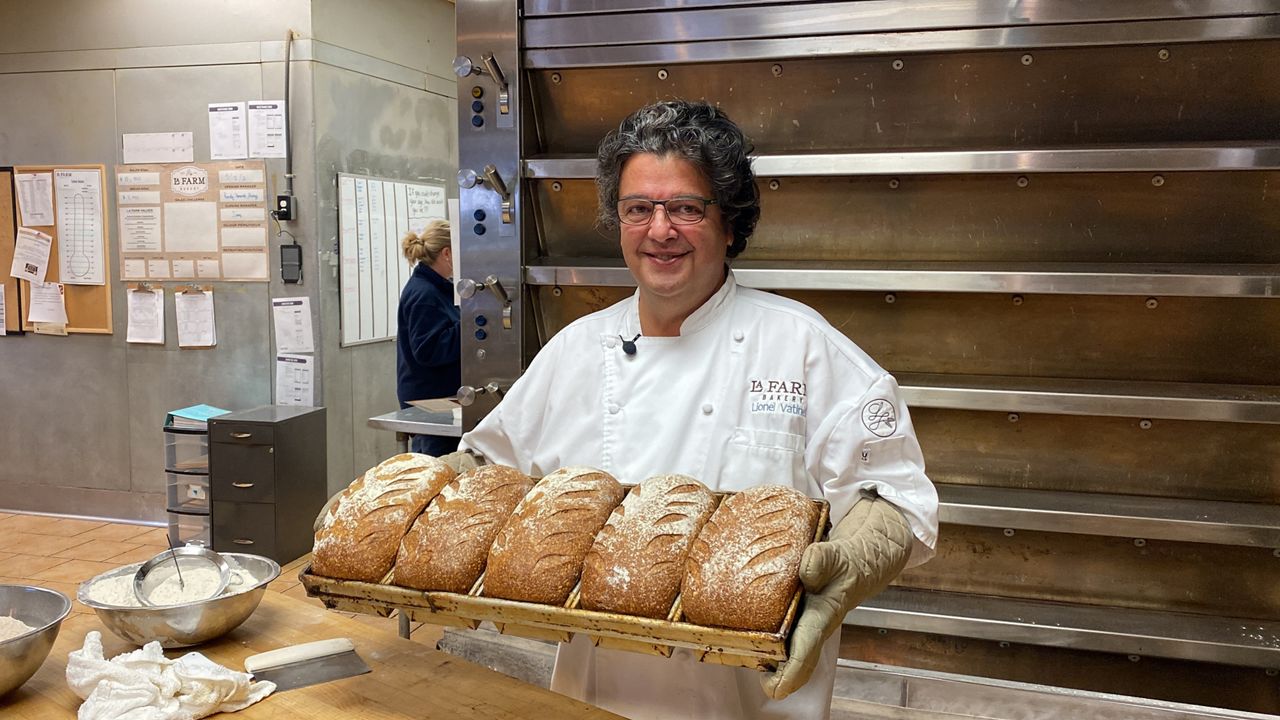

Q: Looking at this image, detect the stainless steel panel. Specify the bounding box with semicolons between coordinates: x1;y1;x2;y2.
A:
850;587;1280;667
528;17;1280;68
525;2;1280;48
531;172;1280;264
528;0;828;15
367;407;464;437
898;373;1280;423
457;1;524;430
915;410;1280;504
787;291;1280;386
897;526;1280;619
939;485;1280;547
536;288;1280;388
528;41;1280;153
528;146;1280;178
527;260;1280;298
836;650;1280;717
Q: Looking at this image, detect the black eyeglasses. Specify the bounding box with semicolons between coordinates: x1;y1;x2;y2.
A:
616;197;718;226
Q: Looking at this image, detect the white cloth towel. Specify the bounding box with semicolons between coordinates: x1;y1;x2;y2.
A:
66;631;275;720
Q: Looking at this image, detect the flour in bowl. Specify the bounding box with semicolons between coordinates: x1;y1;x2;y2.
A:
0;615;36;641
86;566;256;608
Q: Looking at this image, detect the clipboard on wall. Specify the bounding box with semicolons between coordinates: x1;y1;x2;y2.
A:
1;168;25;334
14;164;113;334
174;283;217;348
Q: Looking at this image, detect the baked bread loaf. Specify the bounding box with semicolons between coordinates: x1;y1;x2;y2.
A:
484;466;624;605
312;453;455;582
392;464;535;592
681;484;820;632
580;474;717;618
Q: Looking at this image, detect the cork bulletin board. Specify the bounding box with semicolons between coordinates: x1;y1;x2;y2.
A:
1;169;22;334
13;164;113;334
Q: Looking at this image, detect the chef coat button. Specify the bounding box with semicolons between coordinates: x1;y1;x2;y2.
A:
733;330;744;342
608;403;620;414
605;337;617;349
701;403;713;415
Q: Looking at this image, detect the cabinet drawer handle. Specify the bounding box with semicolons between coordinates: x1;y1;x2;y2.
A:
230;432;252;439
232;538;255;545
232;482;255;489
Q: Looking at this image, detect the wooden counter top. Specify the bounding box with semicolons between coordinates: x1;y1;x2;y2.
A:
4;591;621;719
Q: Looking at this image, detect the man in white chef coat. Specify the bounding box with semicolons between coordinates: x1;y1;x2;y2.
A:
460;99;938;720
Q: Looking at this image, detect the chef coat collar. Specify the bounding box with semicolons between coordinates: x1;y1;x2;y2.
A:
623;266;736;337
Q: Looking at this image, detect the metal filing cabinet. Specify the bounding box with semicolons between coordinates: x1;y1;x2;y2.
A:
208;405;326;565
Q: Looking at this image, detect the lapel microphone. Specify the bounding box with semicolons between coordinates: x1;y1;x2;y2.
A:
620;333;640;356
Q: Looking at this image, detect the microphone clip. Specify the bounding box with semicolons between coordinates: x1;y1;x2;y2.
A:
620;333;640;356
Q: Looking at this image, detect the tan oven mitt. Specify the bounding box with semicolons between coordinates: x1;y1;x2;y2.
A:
761;492;913;700
311;450;484;532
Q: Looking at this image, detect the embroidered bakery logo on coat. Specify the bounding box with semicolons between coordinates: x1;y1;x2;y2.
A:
748;379;807;417
861;398;897;437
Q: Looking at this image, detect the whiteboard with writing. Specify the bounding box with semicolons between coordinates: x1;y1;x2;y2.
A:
337;173;447;346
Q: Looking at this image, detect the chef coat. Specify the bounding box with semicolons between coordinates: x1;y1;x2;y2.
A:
461;270;937;720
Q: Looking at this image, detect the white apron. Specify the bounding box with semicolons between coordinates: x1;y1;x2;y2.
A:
462;272;937;720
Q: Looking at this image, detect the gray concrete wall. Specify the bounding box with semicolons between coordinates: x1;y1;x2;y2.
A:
0;0;457;519
310;0;458;494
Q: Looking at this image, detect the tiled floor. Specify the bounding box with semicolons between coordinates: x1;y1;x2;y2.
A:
0;510;443;647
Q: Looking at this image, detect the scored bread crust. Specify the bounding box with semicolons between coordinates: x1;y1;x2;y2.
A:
580;474;718;618
681;484;820;632
392;465;535;592
311;453;456;582
483;466;625;605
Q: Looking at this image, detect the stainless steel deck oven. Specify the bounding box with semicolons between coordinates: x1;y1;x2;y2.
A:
452;2;1280;714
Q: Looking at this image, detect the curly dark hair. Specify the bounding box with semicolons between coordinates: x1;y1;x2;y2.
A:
596;100;760;258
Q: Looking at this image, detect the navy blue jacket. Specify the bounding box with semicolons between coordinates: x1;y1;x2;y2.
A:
396;263;461;455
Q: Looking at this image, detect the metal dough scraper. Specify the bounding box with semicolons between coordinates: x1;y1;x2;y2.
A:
244;638;370;691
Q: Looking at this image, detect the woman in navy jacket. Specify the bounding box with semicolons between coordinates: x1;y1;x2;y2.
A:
396;219;461;455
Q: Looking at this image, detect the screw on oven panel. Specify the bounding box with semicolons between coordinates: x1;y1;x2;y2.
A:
1016;176;1030;188
1008;413;1020;423
551;72;562;84
551;181;562;192
768;179;780;191
888;178;900;189
1021;53;1034;66
1012;294;1024;306
891;59;904;71
657;68;669;80
772;64;783;77
1139;419;1153;430
1151;175;1165;187
1157;48;1170;61
1003;528;1016;537
1145;297;1159;309
552;286;563;297
884;293;896;304
1133;538;1147;547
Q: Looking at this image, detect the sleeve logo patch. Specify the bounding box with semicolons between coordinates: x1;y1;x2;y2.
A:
861;399;897;437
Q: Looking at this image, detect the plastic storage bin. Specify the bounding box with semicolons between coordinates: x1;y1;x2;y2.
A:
164;429;209;473
166;472;210;513
167;511;212;548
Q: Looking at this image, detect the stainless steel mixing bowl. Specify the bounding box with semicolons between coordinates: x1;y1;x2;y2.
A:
77;553;280;648
0;584;72;696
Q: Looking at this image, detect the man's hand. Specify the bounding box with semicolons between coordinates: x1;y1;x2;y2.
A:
761;494;913;700
438;449;482;475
